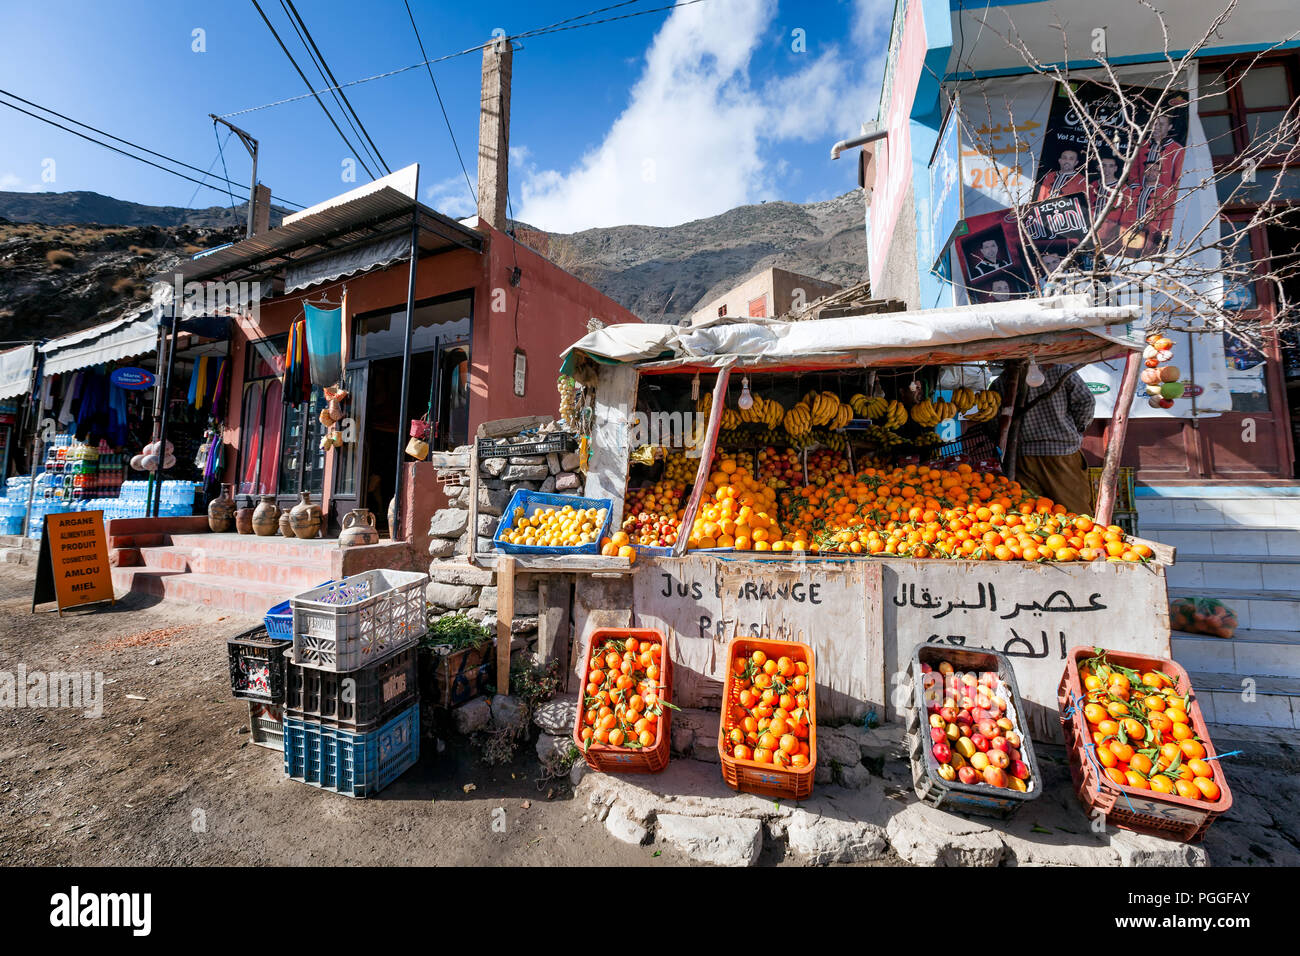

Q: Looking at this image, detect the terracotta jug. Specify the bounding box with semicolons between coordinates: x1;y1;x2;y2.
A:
251;495;279;536
290;491;322;539
338;509;379;548
207;483;235;533
234;502;255;535
278;509;295;537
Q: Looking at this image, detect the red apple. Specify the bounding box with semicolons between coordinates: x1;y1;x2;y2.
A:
996;717;1015;732
980;671;998;688
930;727;946;745
987;748;1010;770
938;661;954;676
920;662;933;674
977;719;999;739
932;742;952;764
1005;732;1022;749
983;766;1008;788
990;736;1011;753
939;706;958;723
970;732;990;753
1010;760;1031;781
957;766;980;785
1009;747;1021;763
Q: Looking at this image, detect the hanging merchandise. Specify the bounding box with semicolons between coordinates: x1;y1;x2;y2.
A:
282;319;313;406
303;301;343;386
209;357;226;415
318;384;348;452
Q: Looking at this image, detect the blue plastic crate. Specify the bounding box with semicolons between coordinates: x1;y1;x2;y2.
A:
265;580;335;640
282;704;419;798
492;489;613;556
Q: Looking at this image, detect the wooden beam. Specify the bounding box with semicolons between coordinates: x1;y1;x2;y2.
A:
496;554;515;695
1095;350;1142;525
472;553;630;572
672;361;734;556
537;578;573;691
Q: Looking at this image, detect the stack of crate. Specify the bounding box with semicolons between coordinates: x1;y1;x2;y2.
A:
281;571;428;798
228;625;293;750
1088;466;1138;535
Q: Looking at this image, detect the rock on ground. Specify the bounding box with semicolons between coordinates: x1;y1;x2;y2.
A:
885;801;1006;866
533;695;578;736
605;804;650;845
490;694;528;733
453;697;491;735
656;813;762;867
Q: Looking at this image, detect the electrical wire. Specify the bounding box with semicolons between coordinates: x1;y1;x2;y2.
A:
280;0;391;175
213;125;241;217
248;0;376;180
402;0;476;209
221;0;711;118
0;87;304;208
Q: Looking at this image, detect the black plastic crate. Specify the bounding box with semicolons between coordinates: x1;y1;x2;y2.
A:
285;645;418;732
476;432;576;459
902;644;1042;819
228;626;291;703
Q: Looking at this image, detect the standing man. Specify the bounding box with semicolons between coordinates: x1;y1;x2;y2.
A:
995;364;1097;514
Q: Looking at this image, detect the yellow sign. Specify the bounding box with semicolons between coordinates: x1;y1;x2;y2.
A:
33;511;115;614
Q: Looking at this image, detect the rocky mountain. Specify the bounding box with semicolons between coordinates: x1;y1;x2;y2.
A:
0;190;287;230
0;188;866;345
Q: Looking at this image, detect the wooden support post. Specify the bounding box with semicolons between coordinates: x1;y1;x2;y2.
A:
467;442;480;562
1000;360;1028;482
673;362;734;556
537;577;572;690
1095;350;1142;526
496;554;515;695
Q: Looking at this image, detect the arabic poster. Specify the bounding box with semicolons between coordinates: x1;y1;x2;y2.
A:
954;195;1098;302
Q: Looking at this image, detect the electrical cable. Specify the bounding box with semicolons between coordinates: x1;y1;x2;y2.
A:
0;87;304;208
248;0;376;180
403;0;477;209
281;0;391;175
213;125;240;214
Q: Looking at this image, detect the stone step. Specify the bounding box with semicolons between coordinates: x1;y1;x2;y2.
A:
168;532;336;560
137;546;331;589
1140;524;1300;557
1189;669;1300;729
1166;553;1300;591
1138;494;1300;530
111;566;298;617
1167;586;1300;631
1172;629;1300;679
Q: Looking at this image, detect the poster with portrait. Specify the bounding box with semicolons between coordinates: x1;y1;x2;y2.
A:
1036;81;1189;259
954;194;1096;301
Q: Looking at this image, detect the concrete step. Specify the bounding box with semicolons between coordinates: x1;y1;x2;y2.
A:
168;532;336;561
1172;628;1300;679
1138;494;1300;530
136;546;331;589
1140;524;1300;557
1167;586;1300;631
1165;552;1300;591
1189;669;1299;729
111;566;298;617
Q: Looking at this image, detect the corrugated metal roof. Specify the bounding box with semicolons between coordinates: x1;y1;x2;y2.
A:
165;183;482;286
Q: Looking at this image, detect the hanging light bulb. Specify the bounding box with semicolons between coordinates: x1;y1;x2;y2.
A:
691;373;700;401
737;376;754;410
1025;356;1045;388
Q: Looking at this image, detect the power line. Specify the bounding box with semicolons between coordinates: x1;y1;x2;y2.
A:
0;94;302;211
221;0;711;118
0;87;304;208
403;0;476;209
280;0;391;175
248;0;376;180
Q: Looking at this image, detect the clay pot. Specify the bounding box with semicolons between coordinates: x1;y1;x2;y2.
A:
207;483;235;533
252;495;280;536
387;496;399;540
328;398;345;422
278;510;295;537
289;491;322;539
338;509;379;548
234;505;255;535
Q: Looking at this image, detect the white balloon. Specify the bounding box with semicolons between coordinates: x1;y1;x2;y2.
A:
163;455;177;469
130;455;145;471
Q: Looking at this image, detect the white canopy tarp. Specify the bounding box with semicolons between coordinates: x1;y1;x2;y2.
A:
0;345;35;400
561;294;1140;370
41;310;159;376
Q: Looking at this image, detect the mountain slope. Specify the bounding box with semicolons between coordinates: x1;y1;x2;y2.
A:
0;190;287;229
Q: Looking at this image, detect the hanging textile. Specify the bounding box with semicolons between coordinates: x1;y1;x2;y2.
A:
107;380;128;447
195;356;209;409
209;357;226;415
283;319;312;406
187;357;201;407
303;302;342;386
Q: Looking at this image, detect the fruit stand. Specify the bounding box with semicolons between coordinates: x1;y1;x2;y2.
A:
555;293;1177;742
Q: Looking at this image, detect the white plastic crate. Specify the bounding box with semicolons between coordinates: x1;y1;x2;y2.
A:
290;570;428;673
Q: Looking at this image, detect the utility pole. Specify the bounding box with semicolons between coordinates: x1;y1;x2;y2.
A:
210;115;259;238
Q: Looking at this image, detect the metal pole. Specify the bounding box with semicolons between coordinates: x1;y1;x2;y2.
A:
209;115;259;239
21;352;45;537
391;193;421;542
152;312;178;518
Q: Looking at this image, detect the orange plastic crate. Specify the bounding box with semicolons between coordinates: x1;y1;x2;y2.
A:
1058;645;1232;843
573;627;672;774
717;637;816;801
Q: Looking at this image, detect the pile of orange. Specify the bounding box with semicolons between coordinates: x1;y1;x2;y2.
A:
579;635;670;750
685;457;786;551
598;530;639;563
722;649;813;767
1077;651;1222;801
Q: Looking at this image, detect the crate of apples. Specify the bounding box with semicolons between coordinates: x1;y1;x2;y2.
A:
906;646;1041;818
1058;646;1232;842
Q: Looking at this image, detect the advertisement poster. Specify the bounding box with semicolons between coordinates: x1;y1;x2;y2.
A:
954;194;1096;302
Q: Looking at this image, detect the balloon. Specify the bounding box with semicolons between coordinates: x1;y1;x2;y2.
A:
1140;369;1162;386
130;455;145;471
1145;383;1164;395
141;454;160;471
1160;381;1185;400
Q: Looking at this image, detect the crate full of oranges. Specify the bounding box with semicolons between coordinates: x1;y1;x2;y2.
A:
717;638;816;800
1058;646;1232;843
492;490;612;555
573;628;673;773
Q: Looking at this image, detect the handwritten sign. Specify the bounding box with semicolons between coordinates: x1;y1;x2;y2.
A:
32;511;115;614
882;559;1170;740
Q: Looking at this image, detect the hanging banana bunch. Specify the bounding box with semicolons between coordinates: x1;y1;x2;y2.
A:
951;387;976;414
696;391;713;416
783;401;812;437
962;389;1002;423
884;400;907;429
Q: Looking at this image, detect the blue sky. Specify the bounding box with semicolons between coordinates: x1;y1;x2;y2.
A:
0;0;890;232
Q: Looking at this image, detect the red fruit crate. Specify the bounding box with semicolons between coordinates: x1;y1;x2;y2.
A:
1058;645;1233;843
903;644;1041;819
572;627;672;774
717;637;816;801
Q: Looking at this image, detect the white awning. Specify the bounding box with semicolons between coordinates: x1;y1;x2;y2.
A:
284;233;410;292
41;310;160;376
0;345;35;400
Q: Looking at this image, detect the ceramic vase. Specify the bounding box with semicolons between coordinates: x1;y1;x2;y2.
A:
234;504;255;535
278;510;294;537
251;495;279;536
289;491;322;539
338;509;379;548
207;483;235;533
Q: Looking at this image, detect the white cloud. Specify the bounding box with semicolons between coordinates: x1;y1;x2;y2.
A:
514;0;895;232
423;173;477;219
0;172;40;192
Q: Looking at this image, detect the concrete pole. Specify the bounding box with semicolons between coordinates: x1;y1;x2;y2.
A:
476;36;512;230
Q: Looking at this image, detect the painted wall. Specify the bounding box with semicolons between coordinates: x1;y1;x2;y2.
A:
688;267;842;325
